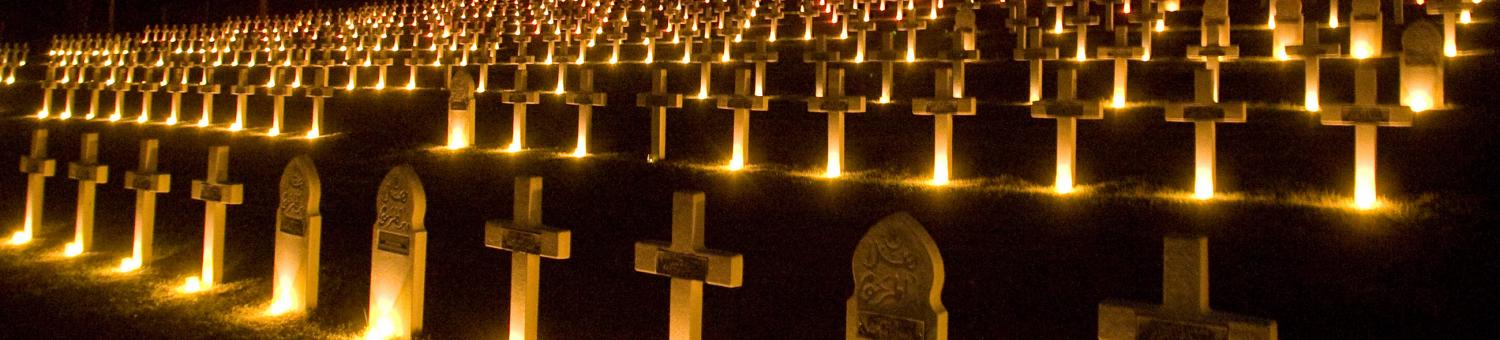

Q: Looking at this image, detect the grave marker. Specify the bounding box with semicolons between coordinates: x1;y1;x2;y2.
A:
188;146;244;289
270;156;321;315
12;129;56;245
1399;21;1444;112
1271;0;1304;60
633;192;744;340
715;69;770;170
499;63;540;152
1099;236;1278;339
1098;27;1144;108
447;70;477;149
121;139;170;271
1349;0;1382;58
638;67;684;162
563;68;606;156
808;68;867;178
1031;66;1104;194
1165;69;1247;200
64;133;107;256
366;165;429;339
913;68;976;185
845;212;947;340
1286;23;1341;112
1323;63;1414;210
483;177;572;340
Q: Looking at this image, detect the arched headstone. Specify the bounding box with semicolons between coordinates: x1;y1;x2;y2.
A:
1400;20;1445;111
271;156;322;314
846;212;947;340
366;165;429;338
446;70;476;148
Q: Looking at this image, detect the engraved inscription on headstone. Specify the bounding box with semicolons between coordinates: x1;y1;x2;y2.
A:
846;212;947;340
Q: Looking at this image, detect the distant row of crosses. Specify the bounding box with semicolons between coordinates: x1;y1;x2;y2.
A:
7;0;1472;209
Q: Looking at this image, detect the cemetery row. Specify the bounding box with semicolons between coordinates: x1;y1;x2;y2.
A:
6;127;1278;339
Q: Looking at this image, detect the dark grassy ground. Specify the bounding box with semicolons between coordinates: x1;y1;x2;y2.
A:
2;6;1500;340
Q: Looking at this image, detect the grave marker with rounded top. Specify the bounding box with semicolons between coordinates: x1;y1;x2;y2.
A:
122;139;170;271
1098;236;1278;339
446;70;477;149
483;177;571;340
189;146;244;289
1399;21;1444;112
633;192;744;340
13;129;56;245
845;212;947;340
66;133;108;255
366;165;429;339
271;156;321;315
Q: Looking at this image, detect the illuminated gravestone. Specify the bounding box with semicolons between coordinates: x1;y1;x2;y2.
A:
847;17;877;64
121;139;170;271
1348;0;1382;59
304;51;338;138
1166;68;1247;200
870;32;902;104
446;71;477;149
366;165;429;339
1031;66;1103;194
845;212;947;340
741;41;778;97
913;68;977;185
897;10;929;62
564;68;606;157
64;133;108;256
11;129;56;245
633;192;744;340
642;17;667;64
266;68;296;136
943;7;981;98
39;62;59;118
228;68;256;131
638;67;684;163
716;69;770;171
483;177;572;340
1015;28;1059;103
183;146;244;291
808;68;867;178
85;68;108;119
374;51;396;90
1324;63;1414;210
1188;2;1239;102
500;61;540;153
1399;21;1444;112
1427;0;1474;58
165;63;191;125
267;156;321;316
1126;1;1162;60
1271;0;1304;60
1286;24;1341;112
803;37;841;98
1099;236;1278;339
109;67;132;121
1064;0;1099;62
195;67;220;127
691;34;719;100
1098;27;1144;108
59;62;80;120
800;5;823;41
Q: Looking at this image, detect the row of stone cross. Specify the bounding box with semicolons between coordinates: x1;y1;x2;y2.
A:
0;43;24;85
10;128;1276;339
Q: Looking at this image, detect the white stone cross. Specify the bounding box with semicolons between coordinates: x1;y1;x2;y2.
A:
633;192;744;340
715;69;770;170
13;129;56;245
1286;23;1341;112
483;177;572;340
913;68;977;185
808;68;867;178
1030;66;1103;194
189;146;244;289
64;133;108;256
563;68;606;156
637;67;684;163
121;139;170;271
1165;68;1247;200
1323;62;1414;210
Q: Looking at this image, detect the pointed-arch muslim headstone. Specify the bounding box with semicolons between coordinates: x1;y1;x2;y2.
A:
272;156;322;315
366;165;429;339
447;70;476;149
846;212;947;340
1400;21;1444;111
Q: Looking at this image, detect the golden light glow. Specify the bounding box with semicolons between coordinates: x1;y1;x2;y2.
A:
118;257;141;272
1111;92;1126;109
931;154;949;186
1460;10;1472;24
826;149;842;178
8;230;32;245
1445;40;1458;57
266;277;300;316
1305;91;1322;112
180;276;204;293
1406;91;1433;113
1155;20;1166;32
1193;164;1214;200
728;152;745;171
1351;42;1373;59
365;302;401;340
37;110;49;119
268;127;281;137
1055;164;1074;194
196;118;210;128
305;128;321;139
505;142;522;153
1330;15;1340;29
1165;1;1180;11
63;242;83;257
